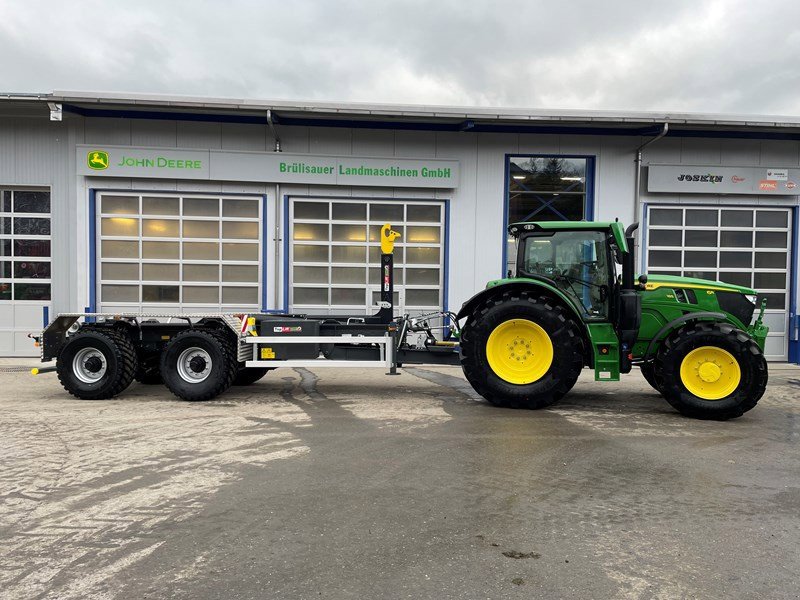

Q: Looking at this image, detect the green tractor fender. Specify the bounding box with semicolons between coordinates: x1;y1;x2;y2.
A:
640;311;727;363
456;278;584;323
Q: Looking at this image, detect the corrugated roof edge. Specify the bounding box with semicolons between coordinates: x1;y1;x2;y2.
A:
1;89;800;128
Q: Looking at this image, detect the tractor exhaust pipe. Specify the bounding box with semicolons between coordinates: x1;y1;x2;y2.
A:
622;222;639;290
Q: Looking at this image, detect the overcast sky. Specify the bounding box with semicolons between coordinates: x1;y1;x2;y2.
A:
2;0;799;115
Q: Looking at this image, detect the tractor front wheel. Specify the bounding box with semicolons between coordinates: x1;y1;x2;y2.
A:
639;363;664;395
460;291;584;409
657;322;767;420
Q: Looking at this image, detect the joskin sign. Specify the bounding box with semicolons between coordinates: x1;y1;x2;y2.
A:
77;145;459;189
648;164;800;195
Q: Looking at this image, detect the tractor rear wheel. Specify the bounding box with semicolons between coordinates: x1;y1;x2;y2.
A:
160;329;237;401
657;322;767;420
56;328;137;399
460;291;584;409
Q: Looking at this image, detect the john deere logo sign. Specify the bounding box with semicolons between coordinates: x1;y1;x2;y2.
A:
87;150;109;170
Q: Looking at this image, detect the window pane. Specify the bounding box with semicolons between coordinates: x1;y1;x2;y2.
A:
142;263;179;281
370;204;403;222
222;221;258;239
683;270;717;281
144;219;180;238
754;272;786;290
648;250;681;267
721;210;752;227
407;204;440;222
222;264;258;282
333;224;366;242
684;230;717;247
182;220;217;238
2;190;10;212
331;288;364;305
406;226;440;243
406;268;439;285
101;195;138;215
720;231;753;248
649;229;682;246
102;262;139;280
184;264;219;282
222;286;258;304
331;267;364;284
102;240;139;259
1;260;10;278
102;217;138;236
183;286;219;303
14;260;50;279
330;246;364;262
0;283;10;300
720;252;751;268
756;211;788;228
649;208;682;226
406;247;440;264
685;209;717;226
102;284;138;302
14;240;50;257
15;283;50;300
222;243;258;261
294;287;327;304
294;223;328;241
294;202;328;220
719;272;751;287
143;241;179;259
13;191;50;213
14;217;50;235
685;251;716;268
509;157;586;193
183;198;219;217
508;193;583;222
142;285;179;302
295;244;329;263
369;267;403;285
143;196;179;215
758;293;785;310
755;231;787;248
1;217;12;234
405;289;439;306
183;242;218;260
754;252;787;268
332;203;366;220
294;266;328;284
222;199;259;218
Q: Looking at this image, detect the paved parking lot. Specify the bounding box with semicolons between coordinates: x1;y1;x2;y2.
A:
1;361;799;599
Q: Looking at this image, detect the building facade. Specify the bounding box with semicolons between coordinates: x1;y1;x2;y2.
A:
0;91;797;362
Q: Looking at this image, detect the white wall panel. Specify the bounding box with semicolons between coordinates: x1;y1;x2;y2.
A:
176;121;222;149
221;123;267;151
85;117;132;145
131;119;177;147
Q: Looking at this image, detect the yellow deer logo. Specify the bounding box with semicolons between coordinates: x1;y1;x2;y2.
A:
87;151;109;170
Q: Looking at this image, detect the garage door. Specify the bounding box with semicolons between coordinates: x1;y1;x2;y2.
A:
289;198;444;316
646;206;792;361
0;189;52;356
97;192;263;314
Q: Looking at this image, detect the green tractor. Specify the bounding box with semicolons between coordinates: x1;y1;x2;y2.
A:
457;221;769;420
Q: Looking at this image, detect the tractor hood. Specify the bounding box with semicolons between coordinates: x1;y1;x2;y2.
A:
643;274;757;296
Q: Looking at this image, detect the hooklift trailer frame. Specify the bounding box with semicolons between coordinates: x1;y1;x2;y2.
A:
32;225;462;397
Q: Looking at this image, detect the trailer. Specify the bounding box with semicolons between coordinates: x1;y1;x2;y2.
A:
33;222;769;420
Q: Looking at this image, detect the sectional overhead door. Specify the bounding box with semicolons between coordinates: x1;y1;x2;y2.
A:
646;206;793;361
289;197;445;316
97;192;263;314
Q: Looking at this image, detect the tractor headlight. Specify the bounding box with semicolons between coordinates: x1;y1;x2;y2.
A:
744;294;758;305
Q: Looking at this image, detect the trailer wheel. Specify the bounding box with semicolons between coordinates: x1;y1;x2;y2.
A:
232;367;272;386
56;328;137;399
160;329;237;401
460;291;584;409
657;322;768;420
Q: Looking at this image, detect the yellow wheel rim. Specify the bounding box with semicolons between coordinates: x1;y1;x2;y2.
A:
679;346;741;400
485;319;553;385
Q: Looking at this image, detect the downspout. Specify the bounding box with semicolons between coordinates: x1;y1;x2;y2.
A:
268;109;283;310
633;121;669;270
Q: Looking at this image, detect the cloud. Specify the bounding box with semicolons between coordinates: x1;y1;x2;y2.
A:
0;0;799;115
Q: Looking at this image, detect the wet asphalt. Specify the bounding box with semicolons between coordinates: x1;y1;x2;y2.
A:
1;363;799;599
